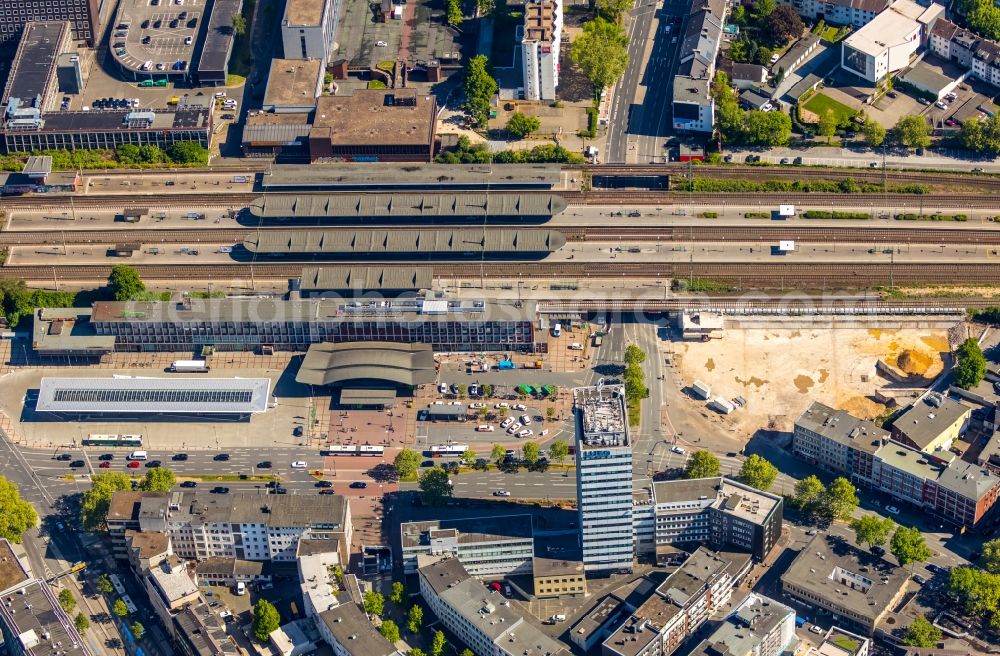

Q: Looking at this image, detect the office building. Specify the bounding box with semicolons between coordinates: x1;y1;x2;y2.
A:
0;0;97;47
890;393;970;454
318;603;403;656
521;0;562;100
569;578;656;652
400;515;534;577
574;383;634;573
672;0;725;133
417;558;568;656
686;593;796;656
602;548;753;656
282;0;340;66
781;534;909;635
794;401;1000;528
107;491;351;564
264;59;324;113
651;477;783;561
840;0;942;83
531;557;587;599
802;627;871;656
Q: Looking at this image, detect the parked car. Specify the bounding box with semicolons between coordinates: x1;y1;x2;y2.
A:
180;481;197;488
56;454;72;461
146;460;161;468
885;505;900;515
211;486;229;494
493;490;511;497
349;482;368;489
316;480;333;488
293;426;303;437
913;574;927;585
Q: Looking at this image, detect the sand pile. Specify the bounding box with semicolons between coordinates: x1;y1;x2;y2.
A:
897;349;933;376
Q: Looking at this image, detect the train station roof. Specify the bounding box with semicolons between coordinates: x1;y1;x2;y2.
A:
259;163;561;190
36;377;272;414
244;228;566;255
249;193;567;219
296;342;436;386
299;266;433;293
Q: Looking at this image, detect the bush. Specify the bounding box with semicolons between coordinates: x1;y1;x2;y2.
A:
802;210;869;219
744;211;770;219
894;213;966;221
701;211;719;218
579;107;599;138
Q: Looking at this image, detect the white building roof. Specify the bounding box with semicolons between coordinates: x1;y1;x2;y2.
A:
36;377;272;414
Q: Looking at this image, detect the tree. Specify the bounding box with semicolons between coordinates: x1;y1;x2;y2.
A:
394;449;421;481
460;650;475;656
570;18;629;102
419;468;453;506
447;0;462;24
431;630;447;656
793;475;826;512
741;110;792;146
363;591;385;618
522;441;541;465
763;5;803;44
965;0;1000;40
739;454;778;491
819;477;859;521
74;613;90;634
982;538;1000;574
231;13;247;36
476;0;495;15
464;55;498;127
624;344;646;366
411;650;427;656
0;478;37;543
461;449;477;467
948;566;1000;620
850;514;895;551
116;144;141;165
902;616;942;647
751;0;777;20
379;619;400;643
684;451;721;479
252;599;281;644
549;440;570;469
893;115;930;150
113;599;128;617
166;141;208;165
96;574;113;595
597;0;632;22
131;621;145;640
390;581;406;606
960;113;1000;154
491;443;506;466
139;467;176;492
819;110;838;142
891;526;933;568
108;265;145;301
954;337;987;389
506;112;541;138
81;472;132;531
863;118;886;148
58;589;76;614
407;604;423;634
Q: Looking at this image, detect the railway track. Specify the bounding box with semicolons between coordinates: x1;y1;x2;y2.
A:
9;261;1000;288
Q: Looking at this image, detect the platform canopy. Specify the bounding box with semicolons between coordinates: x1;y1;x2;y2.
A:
36;377;272;414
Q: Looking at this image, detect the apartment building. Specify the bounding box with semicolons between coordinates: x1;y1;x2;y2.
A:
575;384;634;573
297;539;342;620
802;627;871;656
930;17;1000;90
672;0;725;133
0;0;97;47
794;401;1000;528
521;0;562;100
417;558;567;656
144;559;202;637
107;491;351;564
400;515;534;577
780;0;888;29
781;534;908;635
890;393;969;454
602;548;753;656
840;0;942;83
686;593;796;656
317;603;402;656
281;0;340;66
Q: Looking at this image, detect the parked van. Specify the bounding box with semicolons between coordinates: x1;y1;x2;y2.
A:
568;342;584;350
477;425;495;432
235;581;246;596
127;450;148;461
552;323;561;337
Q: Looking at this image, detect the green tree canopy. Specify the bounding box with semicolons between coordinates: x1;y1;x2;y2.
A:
624;344;647;366
684;451;721;479
394;449;421;481
419;468;453;506
166;141;208;165
819;110;838;141
891;526;933;567
850;514;895;550
82;472;132;531
58;588;76;613
108;265;145;301
461;449;477;467
431;630;447;656
113;599;128;617
902;615;942;647
571;18;629;102
231;13;247;36
252;599;281;643
954;337;986;389
131;621;145;640
763;5;803;44
893;115;930;150
390;581;406;606
597;0;632;22
549;440;570;467
982;538;1000;574
506;112;541;138
793;475;825;512
407;604;424;633
960;113;1000;154
363;591;385;617
491;443;507;466
139;467;176;491
379;619;400;643
463;55;498;127
522;441;541;465
96;574;113;595
741;111;793;146
863;118;886;148
819;476;859;521
447;0;462;24
74;613;90;634
0;478;37;543
964;0;1000;40
752;0;777;20
739;454;778;491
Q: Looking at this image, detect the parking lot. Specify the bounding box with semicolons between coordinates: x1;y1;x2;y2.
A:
112;0;205;74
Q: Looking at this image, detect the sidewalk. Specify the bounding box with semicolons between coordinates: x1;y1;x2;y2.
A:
724;145;1000;172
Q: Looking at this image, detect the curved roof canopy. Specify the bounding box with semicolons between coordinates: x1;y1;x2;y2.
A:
296;342;436;387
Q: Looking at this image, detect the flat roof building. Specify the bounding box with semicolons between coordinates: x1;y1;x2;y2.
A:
802;627;871;656
400;515;534;577
0;0;97;47
32;307;116;357
296;341;435;387
264;59;324;113
35;376;272;420
794;400;889;482
841;0;943;82
281;0;340;66
532;556;586;599
686;593;796;656
890;392;970;454
196;0;243;85
259;163;561;191
308;90;437;162
2;22;71;113
781;533;909;635
241;112;312;158
317;604;402;656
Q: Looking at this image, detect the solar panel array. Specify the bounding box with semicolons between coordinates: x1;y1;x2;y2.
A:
53;388;253;405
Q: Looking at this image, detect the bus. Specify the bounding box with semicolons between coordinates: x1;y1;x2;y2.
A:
121;595;138;614
357;445;384;457
109;574;126;596
83;434;142;447
428;444;468;457
321;445;385;457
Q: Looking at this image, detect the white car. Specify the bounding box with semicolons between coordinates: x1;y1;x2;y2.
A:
519;415;531;425
507;424;519;434
500;417;514;429
494;402;509;409
469;402;486;409
885;505;900;515
439;383;448;394
539;429;549;437
517;429;533;438
376;40;388;46
214;91;227;98
513;403;527;411
185;36;193;45
291;461;308;469
769;52;780;64
808;625;823;634
477;424;495;432
218;246;233;253
671;446;686;454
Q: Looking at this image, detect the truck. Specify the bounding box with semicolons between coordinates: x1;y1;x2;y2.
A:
497;360;515;370
170;360;210;373
708;397;736;414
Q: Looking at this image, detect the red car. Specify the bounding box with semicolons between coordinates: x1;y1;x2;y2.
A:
487;581;502;592
99;461;112;468
127;460;141;468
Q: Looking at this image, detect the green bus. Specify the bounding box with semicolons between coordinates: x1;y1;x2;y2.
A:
83;434;142;447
